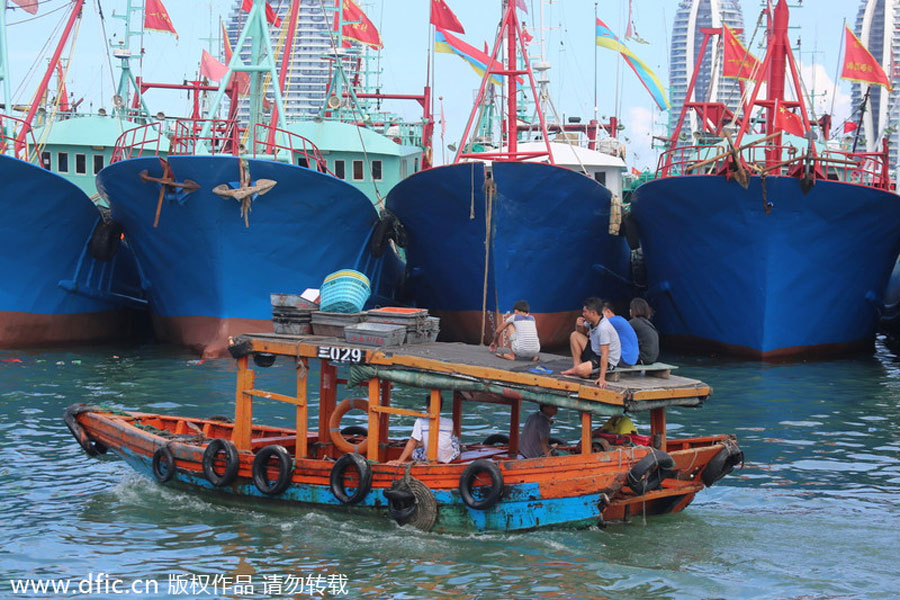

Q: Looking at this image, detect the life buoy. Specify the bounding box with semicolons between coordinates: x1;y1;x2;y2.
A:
202;438;240;486
252;444;294;495
329;452;372;504
252;352;276;368
63;406;107;456
626;448;675;495
482;433;509;446
328;398;369;455
89;220;123;262
701;442;743;487
152;446;176;483
459;459;504;510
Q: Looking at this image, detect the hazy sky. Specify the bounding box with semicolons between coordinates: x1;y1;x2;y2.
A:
4;0;864;169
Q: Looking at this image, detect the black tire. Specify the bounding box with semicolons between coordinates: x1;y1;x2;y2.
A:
202;439;240;487
89;220;123;262
482;433;509;446
152;446;176;483
621;212;641;251
369;214;393;258
329;452;372;504
252;444;293;495
459;459;504;510
340;425;368;437
252;353;276;368
701;444;744;487
626;448;675;495
384;487;418;525
548;437;566;447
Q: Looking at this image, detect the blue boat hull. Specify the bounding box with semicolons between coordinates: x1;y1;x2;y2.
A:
0;155;142;346
96;156;403;356
387;161;632;347
630;175;900;358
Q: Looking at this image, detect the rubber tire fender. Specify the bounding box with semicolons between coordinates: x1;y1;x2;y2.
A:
459;459;504;510
701;443;744;487
384;487;417;524
626;448;675;495
340;425;368;437
369;213;394;258
152;446;176;483
328;398;369;455
202;438;240;487
620;212;641;251
252;444;293;495
482;433;509;446
329;452;372;504
89;220;123;262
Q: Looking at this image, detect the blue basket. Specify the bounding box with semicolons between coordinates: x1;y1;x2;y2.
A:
319;269;371;313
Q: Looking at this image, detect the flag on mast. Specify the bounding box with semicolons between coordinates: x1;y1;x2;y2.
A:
144;0;178;38
9;0;38;15
341;0;383;49
722;24;761;80
774;99;806;137
200;50;228;83
595;18;668;110
841;25;891;90
241;0;283;28
434;28;522;85
430;0;465;35
221;21;250;95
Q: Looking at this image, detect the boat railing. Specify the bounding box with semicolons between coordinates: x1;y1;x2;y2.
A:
249;123;331;173
111;121;170;162
657;141;891;189
0;113;41;165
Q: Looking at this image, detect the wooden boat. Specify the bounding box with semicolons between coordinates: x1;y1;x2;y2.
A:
64;332;743;533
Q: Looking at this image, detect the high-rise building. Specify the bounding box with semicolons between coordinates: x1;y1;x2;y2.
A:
223;0;360;123
851;0;900;170
668;0;745;138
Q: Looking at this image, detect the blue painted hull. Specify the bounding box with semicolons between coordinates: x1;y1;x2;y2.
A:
96;156;403;356
630;175;900;358
386;161;632;346
0;155;142;346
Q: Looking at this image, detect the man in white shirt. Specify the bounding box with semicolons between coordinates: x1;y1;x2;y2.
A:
562;297;621;387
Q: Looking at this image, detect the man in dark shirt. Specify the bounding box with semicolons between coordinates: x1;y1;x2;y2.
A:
520;404;558;458
629;298;659;364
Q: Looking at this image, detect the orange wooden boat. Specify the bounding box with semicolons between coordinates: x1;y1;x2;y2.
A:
65;333;743;532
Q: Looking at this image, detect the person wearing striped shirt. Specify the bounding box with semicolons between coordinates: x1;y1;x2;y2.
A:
489;300;541;361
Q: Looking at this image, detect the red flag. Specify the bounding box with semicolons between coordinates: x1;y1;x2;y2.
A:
55;63;69;112
10;0;38;15
841;26;891;90
631;166;641;176
222;22;250;95
430;0;465;35
144;0;178;39
774;100;805;137
241;0;282;28
843;121;859;134
522;25;534;44
342;0;383;50
514;0;528;13
200;49;228;83
722;25;760;80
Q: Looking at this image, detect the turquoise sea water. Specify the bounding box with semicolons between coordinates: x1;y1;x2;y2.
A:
1;341;899;599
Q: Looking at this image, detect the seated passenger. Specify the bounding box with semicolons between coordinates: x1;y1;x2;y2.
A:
628;298;659;365
562;297;621;388
387;398;460;465
519;404;558;458
489;300;541;361
602;302;639;367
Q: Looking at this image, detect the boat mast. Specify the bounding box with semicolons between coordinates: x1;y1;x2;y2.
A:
14;0;87;156
0;5;12;128
111;0;152;121
199;0;288;155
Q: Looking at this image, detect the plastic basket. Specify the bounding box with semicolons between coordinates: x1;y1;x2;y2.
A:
319;270;371;313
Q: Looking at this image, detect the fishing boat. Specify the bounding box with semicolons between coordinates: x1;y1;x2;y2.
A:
64;326;742;533
95;0;414;357
386;2;632;349
630;0;900;359
0;0;145;347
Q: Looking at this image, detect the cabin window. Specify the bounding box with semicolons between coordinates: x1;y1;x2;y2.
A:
414;158;419;172
57;152;69;173
41;151;51;169
400;159;408;180
333;160;345;179
75;153;87;175
93;155;104;174
371;160;382;181
594;171;607;186
352;160;364;181
297;156;309;168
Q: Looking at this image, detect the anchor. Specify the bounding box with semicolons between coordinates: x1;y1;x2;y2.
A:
212;158;277;227
140;159;200;228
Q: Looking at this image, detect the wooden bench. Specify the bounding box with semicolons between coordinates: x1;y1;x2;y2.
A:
605;362;677;382
454;447;508;463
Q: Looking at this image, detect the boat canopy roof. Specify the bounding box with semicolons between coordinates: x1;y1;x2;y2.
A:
31;114;137;148
285;121;420;158
504;141;627;169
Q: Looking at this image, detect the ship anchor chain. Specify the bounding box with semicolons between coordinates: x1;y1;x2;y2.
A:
212;158;277;228
140;159;200;228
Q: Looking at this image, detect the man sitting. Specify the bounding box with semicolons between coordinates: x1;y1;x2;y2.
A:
561;297;621;388
602;302;638;367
